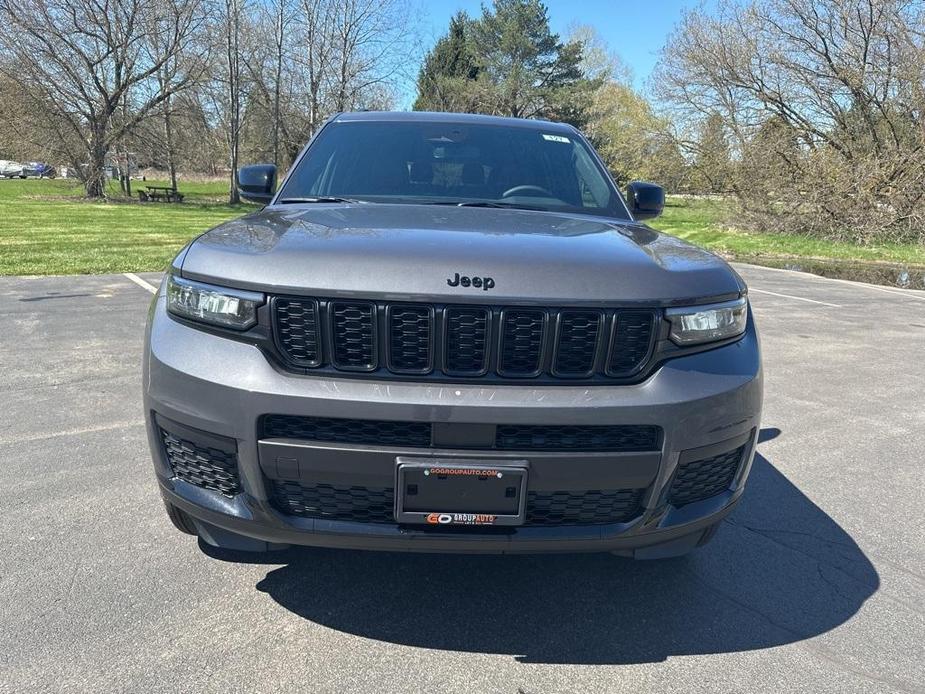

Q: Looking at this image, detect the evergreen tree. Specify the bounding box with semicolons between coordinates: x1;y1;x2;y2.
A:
413;12;479;112
413;0;594;127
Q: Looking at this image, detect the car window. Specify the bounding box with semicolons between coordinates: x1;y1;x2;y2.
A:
279;120;628;219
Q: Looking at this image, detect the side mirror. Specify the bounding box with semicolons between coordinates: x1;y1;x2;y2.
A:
237;164;277;204
625;181;664;221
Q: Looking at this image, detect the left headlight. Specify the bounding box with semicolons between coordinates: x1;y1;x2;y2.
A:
665;296;748;346
166;274;264;330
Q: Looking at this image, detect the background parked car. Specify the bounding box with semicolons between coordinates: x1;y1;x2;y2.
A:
0;160;25;178
22;161;56;178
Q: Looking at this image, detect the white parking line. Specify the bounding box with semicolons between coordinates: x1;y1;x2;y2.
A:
748;287;842;308
0;420;146;446
735;262;925;302
124;272;158;294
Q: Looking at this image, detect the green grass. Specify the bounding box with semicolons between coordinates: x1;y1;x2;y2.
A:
650;196;925;266
0;178;252;275
1;180;923;275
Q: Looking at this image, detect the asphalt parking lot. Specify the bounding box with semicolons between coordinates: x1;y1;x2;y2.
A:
1;265;923;693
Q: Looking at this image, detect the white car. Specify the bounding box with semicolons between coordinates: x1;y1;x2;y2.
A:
0;160;25;178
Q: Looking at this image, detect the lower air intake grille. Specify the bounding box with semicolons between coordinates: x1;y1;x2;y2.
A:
262;415;661;452
268;481;644;526
668;445;745;506
527;489;644;525
262;415;432;448
269;482;395;523
495;424;660;451
161;430;240;496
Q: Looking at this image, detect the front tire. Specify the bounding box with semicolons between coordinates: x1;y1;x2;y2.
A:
163;500;197;535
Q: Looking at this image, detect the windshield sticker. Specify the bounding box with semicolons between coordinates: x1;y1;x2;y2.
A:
542;134;570;143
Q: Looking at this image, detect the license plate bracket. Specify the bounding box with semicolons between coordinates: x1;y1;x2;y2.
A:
395;458;528;527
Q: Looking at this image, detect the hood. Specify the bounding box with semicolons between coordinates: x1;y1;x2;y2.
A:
180;204;744;305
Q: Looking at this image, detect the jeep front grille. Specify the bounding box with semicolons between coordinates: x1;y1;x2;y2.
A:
272;297;658;383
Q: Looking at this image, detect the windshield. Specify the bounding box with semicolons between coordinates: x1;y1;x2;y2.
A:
277;120;629;219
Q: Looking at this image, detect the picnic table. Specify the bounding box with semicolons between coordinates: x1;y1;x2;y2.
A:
138;185;184;203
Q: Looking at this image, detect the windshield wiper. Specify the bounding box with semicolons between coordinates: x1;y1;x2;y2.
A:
428;201;547;211
276;196;366;204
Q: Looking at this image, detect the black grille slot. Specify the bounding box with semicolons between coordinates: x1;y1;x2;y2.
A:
388;305;433;373
668;445;745;506
161;430;240;496
330;301;376;370
527;489;643;525
496;424;661;451
444;307;490;375
262;415;432;447
274;298;321;366
553;311;602;376
499;309;546;376
270;481;395;523
608;311;656;375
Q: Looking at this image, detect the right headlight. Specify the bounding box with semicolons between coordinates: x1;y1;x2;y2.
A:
166;274;263;330
665;296;748;346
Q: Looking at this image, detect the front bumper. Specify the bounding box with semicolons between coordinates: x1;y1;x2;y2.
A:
143;288;763;555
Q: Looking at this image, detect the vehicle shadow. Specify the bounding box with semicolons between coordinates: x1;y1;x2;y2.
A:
202;431;878;665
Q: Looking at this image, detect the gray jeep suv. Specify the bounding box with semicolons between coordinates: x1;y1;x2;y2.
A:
144;111;762;558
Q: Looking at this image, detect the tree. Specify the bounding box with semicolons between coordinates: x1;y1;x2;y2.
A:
268;0;293;167
222;0;245;204
414;0;595;127
566;24;686;191
0;0;205;197
654;0;925;242
691;113;731;193
413;12;480;112
329;0;412;113
583;81;682;188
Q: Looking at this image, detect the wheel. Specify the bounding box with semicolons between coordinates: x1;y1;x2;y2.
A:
163;500;198;535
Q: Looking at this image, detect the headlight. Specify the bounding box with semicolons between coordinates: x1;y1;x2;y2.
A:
166;275;263;330
665;296;748;345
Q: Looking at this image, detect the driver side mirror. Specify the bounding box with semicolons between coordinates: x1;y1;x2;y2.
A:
238;164;277;204
626;181;664;221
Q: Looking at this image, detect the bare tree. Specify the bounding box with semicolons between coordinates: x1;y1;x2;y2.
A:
299;0;336;139
0;0;205;197
220;0;246;203
326;0;412;112
268;0;293;166
654;0;925;241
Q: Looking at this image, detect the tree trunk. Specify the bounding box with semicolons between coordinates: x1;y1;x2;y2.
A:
272;2;284;167
163;95;177;190
85;130;107;198
226;0;241;205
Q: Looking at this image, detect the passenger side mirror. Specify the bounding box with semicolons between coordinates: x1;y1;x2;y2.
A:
238;164;277;205
626;181;664;221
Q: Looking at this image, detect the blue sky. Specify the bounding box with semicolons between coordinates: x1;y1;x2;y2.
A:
409;0;701;102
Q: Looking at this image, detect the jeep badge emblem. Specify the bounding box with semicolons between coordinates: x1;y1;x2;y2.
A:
447;273;495;291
